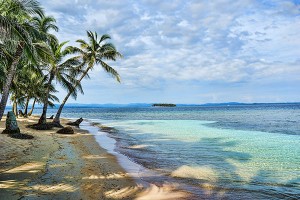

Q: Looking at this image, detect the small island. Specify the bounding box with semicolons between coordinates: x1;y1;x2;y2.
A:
152;103;176;107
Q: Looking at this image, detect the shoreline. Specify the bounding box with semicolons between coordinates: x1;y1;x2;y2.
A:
0;116;191;199
86;120;209;199
79;121;150;186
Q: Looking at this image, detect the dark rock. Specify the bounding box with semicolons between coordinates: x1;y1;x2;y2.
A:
2;111;20;134
47;115;54;119
57;126;74;134
66;118;83;127
100;125;118;133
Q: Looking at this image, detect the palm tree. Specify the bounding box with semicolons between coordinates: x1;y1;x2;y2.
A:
13;66;47;117
31;14;58;44
37;40;81;125
26;76;58;117
0;49;7;93
10;61;29;116
52;31;122;125
28;80;59;117
22;72;44;116
0;0;46;120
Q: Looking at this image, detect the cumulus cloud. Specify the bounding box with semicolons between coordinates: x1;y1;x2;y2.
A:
39;0;300;103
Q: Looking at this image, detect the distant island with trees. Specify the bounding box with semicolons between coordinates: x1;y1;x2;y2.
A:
152;103;176;107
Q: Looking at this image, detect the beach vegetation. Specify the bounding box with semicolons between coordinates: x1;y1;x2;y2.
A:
0;0;49;120
0;0;121;126
37;40;82;125
11;65;59;117
152;103;176;107
52;31;121;125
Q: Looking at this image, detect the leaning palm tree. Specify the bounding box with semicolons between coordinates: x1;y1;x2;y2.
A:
37;40;81;125
0;0;47;120
52;31;122;125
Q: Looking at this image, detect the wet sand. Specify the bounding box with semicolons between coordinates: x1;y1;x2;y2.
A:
0;116;190;200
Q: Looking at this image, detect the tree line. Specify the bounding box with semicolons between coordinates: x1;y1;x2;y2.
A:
0;0;121;127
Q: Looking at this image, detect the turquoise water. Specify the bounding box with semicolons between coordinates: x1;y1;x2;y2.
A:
101;120;299;199
32;104;300;199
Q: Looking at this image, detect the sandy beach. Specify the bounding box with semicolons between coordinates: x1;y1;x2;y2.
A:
1;0;298;199
0;116;190;200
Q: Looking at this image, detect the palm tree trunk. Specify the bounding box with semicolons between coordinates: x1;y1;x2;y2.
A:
24;96;30;117
53;69;89;124
12;100;16;115
28;98;36;116
15;101;18;118
0;42;24;121
13;100;18;118
52;92;71;124
38;72;54;124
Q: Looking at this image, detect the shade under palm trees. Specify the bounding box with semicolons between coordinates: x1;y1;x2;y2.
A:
52;31;122;125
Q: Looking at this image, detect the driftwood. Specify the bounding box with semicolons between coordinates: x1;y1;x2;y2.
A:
66;117;83;127
47;115;54;119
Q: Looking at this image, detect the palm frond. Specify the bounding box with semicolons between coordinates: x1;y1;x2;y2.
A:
57;40;69;55
33;41;54;64
99;34;111;43
48;93;59;102
58;74;78;99
59;57;80;69
15;0;44;17
98;60;121;82
76;39;89;50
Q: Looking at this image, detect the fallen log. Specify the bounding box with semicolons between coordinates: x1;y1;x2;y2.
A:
66;117;83;127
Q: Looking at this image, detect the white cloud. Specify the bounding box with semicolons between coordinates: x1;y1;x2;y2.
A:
38;0;300;103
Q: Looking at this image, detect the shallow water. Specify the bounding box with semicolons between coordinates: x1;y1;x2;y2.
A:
96;119;299;199
32;103;300;199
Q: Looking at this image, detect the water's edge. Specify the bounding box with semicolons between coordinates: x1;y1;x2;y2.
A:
79;120;155;187
76;119;300;200
78;120;205;199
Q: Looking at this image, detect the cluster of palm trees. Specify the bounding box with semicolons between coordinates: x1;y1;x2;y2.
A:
0;0;121;126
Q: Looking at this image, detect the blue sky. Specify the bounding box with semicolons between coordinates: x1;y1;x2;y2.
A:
39;0;300;104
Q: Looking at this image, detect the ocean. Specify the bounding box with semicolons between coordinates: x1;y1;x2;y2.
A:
33;103;300;199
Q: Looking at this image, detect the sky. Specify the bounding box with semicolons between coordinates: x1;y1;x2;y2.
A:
39;0;300;104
